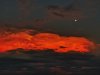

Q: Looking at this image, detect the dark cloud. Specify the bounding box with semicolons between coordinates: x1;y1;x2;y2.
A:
46;0;81;18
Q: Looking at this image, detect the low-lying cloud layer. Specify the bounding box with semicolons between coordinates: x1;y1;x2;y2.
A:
0;30;96;53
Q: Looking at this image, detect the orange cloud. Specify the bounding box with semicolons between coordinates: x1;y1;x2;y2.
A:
0;30;96;53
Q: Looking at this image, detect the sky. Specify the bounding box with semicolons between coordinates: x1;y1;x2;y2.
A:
0;0;100;43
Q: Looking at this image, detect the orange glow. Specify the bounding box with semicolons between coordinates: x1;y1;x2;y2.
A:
0;31;96;53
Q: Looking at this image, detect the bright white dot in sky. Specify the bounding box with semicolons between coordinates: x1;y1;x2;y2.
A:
75;19;78;22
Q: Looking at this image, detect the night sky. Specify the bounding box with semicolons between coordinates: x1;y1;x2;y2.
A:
0;1;100;74
0;0;100;43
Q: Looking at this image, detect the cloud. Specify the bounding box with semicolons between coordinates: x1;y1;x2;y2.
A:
46;0;85;20
0;30;95;53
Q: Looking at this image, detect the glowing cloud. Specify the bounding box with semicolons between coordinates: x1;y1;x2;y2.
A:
0;31;96;53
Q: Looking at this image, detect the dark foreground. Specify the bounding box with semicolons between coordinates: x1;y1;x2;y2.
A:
0;50;99;75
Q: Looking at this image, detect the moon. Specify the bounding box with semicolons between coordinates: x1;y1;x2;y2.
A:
74;19;78;22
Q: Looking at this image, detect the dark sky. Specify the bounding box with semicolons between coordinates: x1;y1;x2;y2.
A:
0;0;100;43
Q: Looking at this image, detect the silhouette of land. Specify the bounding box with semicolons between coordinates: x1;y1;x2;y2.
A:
0;48;99;75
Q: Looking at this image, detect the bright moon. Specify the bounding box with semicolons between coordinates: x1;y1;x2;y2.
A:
75;19;78;22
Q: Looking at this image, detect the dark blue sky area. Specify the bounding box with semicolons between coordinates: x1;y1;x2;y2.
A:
0;0;100;42
0;0;74;21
